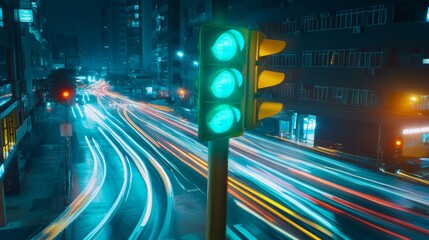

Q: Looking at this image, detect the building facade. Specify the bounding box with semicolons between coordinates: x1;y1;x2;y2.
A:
228;0;429;167
102;0;128;75
50;34;79;69
0;0;50;226
150;0;180;99
178;0;211;108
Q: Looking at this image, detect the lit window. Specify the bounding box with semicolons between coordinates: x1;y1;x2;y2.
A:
423;133;429;144
0;7;3;27
127;21;139;28
427;6;429;22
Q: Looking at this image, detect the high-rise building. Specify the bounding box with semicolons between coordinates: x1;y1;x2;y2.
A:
102;0;128;75
178;0;210;108
151;0;180;98
50;34;80;69
126;0;142;74
101;1;112;75
228;0;429;166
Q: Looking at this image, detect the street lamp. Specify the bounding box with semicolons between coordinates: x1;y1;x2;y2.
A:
176;51;184;58
410;96;419;111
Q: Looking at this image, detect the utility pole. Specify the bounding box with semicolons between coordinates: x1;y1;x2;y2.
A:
60;93;73;207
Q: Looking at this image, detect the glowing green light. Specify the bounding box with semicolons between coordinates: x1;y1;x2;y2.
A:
211;30;245;61
207;105;241;134
211;69;242;98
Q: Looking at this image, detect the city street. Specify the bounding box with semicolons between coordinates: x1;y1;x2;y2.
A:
1;1;428;240
33;83;429;239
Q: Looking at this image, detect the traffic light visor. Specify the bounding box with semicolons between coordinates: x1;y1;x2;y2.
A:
207;105;241;134
211;69;243;98
211;30;245;61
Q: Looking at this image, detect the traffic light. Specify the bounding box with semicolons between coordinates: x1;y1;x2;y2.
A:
394;139;402;156
198;24;250;141
245;31;286;130
62;90;71;99
59;88;74;104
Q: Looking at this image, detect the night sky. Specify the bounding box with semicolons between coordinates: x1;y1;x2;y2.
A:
45;0;103;69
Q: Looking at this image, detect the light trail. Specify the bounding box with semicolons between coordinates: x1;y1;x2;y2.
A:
33;137;106;239
93;86;429;239
84;128;131;239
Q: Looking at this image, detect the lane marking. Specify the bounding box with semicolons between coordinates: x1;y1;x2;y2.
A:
226;226;241;240
234;224;257;240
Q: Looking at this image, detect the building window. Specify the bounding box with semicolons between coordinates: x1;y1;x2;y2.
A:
336;5;387;28
302;49;382;68
299;84;312;99
300;5;387;32
423;133;429;145
302;12;335;32
126;5;139;11
0;7;3;27
314;86;329;101
419;95;429;110
299;84;378;108
332;87;348;104
0;45;7;81
275;82;294;98
0;84;12;107
2;112;16;160
128;20;139;28
271;51;296;67
281;18;297;34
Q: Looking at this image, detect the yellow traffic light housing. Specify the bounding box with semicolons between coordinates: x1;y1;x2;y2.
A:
245;31;286;130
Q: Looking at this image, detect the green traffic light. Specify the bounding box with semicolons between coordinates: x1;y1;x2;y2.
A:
211;30;245;61
207;105;241;134
211;69;242;98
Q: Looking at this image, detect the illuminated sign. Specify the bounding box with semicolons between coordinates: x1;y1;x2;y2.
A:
403;126;429;135
423;59;429;64
18;9;33;23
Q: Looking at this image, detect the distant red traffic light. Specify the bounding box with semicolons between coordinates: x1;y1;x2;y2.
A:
62;90;71;99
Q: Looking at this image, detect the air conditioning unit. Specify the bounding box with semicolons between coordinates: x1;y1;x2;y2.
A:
353;26;361;34
294;30;301;37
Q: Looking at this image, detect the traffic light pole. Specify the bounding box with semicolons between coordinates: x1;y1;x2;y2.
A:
206;138;229;240
205;1;230;239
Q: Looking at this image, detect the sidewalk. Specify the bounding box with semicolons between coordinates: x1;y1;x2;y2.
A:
0;104;66;239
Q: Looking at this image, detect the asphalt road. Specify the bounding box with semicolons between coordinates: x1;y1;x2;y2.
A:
34;83;429;239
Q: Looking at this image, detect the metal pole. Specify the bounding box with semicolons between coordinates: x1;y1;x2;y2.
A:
206;138;229;240
206;2;230;239
64;103;71;206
